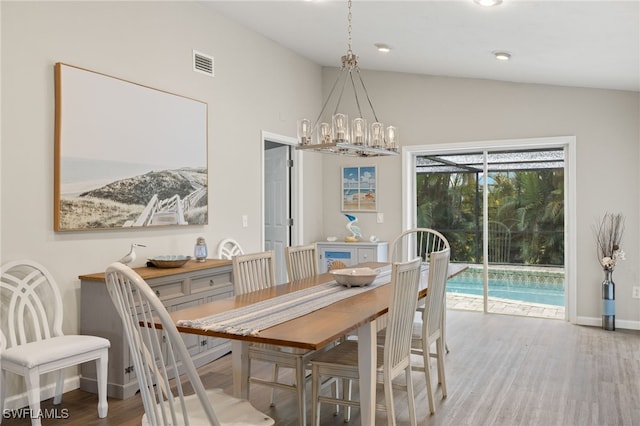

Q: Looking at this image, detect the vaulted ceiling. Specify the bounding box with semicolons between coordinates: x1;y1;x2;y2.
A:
205;0;640;92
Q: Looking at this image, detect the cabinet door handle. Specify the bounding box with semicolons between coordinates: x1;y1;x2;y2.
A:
210;279;214;286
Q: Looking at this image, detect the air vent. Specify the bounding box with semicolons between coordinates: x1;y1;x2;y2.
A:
193;50;214;77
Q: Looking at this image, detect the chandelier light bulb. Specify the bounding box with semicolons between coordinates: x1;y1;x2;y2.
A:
493;51;512;61
474;0;503;6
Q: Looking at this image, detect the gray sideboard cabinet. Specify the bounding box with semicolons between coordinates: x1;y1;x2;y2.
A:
316;241;388;273
79;259;233;399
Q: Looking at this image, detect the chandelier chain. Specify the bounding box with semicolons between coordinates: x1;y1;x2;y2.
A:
347;0;353;54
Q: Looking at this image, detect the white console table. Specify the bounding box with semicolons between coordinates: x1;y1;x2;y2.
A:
316;241;388;273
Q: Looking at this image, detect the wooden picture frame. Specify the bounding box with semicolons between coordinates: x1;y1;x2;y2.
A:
54;63;208;231
341;165;377;211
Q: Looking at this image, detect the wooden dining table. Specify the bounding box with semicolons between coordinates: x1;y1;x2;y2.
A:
164;261;467;425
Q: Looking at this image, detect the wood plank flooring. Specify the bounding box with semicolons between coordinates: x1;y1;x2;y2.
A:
2;309;639;425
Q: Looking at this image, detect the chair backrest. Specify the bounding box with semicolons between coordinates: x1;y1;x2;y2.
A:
216;238;244;260
389;228;450;263
285;244;318;281
382;257;423;373
232;251;277;295
105;262;221;426
488;221;511;264
0;260;64;351
422;248;451;342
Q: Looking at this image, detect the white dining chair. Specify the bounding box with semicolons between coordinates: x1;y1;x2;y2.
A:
0;260;109;426
309;257;423;426
285;244;318;281
378;247;451;414
216;238;244;260
412;248;450;414
104;262;274;426
389;228;452;353
232;251;319;426
389;228;450;263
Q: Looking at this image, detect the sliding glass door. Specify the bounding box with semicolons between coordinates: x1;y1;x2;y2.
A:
414;148;566;318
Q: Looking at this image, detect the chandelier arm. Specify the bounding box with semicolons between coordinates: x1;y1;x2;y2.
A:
311;67;347;131
333;66;350;116
356;68;380;123
348;69;364;118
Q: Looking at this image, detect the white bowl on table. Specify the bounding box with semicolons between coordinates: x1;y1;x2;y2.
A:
330;267;380;288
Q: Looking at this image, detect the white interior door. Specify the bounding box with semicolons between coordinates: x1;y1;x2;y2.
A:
264;144;290;284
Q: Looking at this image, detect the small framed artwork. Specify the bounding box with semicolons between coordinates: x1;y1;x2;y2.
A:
341;165;377;211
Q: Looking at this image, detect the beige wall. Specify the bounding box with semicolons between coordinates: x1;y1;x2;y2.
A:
320;69;640;326
1;0;324;403
1;0;639;406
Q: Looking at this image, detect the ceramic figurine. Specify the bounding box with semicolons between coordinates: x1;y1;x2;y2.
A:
344;214;362;242
118;243;146;265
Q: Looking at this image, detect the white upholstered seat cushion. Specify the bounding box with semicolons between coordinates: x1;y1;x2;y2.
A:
142;388;273;426
1;335;110;368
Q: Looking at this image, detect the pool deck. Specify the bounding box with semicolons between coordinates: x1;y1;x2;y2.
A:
447;292;565;320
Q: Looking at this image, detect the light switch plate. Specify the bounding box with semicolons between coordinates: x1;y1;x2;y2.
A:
377;213;384;223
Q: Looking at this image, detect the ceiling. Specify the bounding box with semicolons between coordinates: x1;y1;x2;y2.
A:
204;0;640;92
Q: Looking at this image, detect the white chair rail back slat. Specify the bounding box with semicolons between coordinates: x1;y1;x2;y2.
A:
232;251;277;295
285;244;318;281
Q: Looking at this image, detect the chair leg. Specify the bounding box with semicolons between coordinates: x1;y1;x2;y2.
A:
53;370;63;405
25;369;42;426
342;378;351;422
405;366;417;426
423;344;435;415
436;337;447;399
383;371;396;426
96;352;109;418
270;364;279;407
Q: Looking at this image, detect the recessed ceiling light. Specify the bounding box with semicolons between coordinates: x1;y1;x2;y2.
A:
493;51;512;61
474;0;503;6
374;43;391;53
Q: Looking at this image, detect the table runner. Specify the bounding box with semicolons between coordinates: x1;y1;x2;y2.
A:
177;266;392;336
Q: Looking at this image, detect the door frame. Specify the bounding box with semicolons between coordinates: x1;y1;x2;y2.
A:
401;136;577;323
261;131;303;251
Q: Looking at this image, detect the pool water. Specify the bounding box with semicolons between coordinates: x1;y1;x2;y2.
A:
446;267;565;306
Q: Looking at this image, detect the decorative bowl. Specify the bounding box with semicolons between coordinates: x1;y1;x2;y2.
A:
330;267;380;288
148;255;191;268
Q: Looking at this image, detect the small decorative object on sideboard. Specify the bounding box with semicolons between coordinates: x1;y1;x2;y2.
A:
344;214;362;242
118;243;146;265
147;255;191;268
593;212;625;331
194;237;208;262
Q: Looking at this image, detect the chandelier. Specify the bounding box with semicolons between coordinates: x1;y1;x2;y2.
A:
296;0;399;157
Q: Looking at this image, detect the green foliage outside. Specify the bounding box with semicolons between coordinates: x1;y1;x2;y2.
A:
416;169;564;266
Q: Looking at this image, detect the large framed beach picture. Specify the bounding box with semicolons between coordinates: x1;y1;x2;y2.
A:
54;63;208;231
341;165;377;212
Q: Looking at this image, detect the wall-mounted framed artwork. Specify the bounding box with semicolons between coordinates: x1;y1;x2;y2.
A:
341;165;377;212
54;63;208;231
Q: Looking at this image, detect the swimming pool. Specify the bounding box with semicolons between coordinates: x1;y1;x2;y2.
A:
446;266;565;306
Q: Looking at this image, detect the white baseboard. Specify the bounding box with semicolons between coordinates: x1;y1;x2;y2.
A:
574;316;640;330
2;375;80;410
